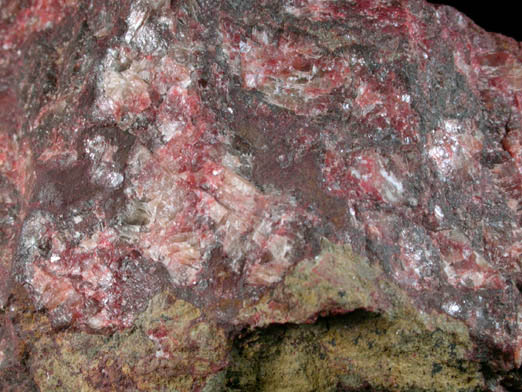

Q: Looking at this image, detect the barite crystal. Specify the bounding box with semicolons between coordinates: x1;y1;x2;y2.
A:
0;0;521;390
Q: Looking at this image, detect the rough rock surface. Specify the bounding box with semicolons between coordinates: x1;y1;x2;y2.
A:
0;0;521;391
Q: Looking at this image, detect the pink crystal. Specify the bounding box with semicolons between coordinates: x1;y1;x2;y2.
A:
1;0;521;387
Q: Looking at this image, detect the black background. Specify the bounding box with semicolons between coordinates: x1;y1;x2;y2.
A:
437;1;521;41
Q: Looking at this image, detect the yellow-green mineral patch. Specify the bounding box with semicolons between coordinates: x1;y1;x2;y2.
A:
30;291;229;392
225;310;484;392
27;240;487;392
229;240;485;391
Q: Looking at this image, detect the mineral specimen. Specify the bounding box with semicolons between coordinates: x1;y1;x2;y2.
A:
0;0;521;390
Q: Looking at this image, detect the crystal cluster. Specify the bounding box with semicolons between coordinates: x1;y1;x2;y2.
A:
0;0;521;390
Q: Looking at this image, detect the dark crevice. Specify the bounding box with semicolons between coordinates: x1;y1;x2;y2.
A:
225;310;384;392
225;309;498;391
481;362;522;392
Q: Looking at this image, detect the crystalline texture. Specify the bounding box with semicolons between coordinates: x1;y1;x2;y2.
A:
0;0;521;389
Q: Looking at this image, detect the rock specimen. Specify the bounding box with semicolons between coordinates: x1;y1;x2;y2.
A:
0;0;521;390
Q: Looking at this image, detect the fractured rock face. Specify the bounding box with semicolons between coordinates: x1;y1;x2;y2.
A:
0;0;521;390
